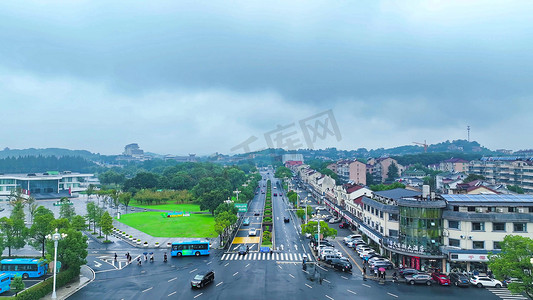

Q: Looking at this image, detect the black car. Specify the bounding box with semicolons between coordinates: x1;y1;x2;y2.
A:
284;217;290;223
320;240;335;247
372;261;394;270
329;258;352;272
191;270;215;289
238;245;247;255
254;212;260;216
399;268;419;278
449;273;470;287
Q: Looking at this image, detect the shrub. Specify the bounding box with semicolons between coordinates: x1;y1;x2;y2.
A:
15;268;79;300
263;217;272;223
264;210;272;216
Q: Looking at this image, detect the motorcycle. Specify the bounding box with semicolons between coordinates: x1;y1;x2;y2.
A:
164;253;168;263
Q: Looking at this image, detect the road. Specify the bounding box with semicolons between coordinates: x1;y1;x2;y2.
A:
69;169;508;300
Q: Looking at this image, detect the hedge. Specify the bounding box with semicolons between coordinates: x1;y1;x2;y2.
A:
14;268;80;300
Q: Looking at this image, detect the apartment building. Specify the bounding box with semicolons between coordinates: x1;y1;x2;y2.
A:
367;157;404;183
469;157;533;193
327;159;366;185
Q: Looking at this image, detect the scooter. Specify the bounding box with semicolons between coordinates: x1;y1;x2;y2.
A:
164;253;168;263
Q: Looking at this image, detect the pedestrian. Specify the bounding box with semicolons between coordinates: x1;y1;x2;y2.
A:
144;253;148;261
399;263;403;269
363;266;366;275
383;271;386;280
114;253;118;261
374;267;378;278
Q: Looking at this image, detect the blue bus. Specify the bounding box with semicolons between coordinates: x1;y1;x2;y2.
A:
0;273;11;294
171;241;210;257
0;258;48;279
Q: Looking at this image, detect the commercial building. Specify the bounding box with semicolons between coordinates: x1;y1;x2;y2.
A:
0;171;95;200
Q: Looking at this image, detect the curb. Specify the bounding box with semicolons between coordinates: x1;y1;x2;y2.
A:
59;265;96;300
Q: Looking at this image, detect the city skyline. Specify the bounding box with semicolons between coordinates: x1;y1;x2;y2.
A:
1;1;532;155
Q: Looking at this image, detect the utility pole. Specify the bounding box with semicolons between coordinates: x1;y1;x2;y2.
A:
233;189;241;203
467;125;471;142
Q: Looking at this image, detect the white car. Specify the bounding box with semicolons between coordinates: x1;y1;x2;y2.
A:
315;206;327;211
470;276;503;288
248;228;257;236
359;250;375;258
343;234;362;244
329;217;342;224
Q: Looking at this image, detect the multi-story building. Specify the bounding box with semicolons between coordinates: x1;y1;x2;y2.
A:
338;184;372;211
0;171;96;200
439;158;469;173
327;159;366;185
367;157;404;183
469;157;533;193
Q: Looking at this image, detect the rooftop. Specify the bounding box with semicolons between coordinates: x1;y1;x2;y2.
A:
442;194;533;203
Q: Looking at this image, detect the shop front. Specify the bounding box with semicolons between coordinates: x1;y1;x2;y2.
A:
382;237;446;271
443;250;499;274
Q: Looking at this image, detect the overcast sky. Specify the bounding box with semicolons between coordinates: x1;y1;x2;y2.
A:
1;1;532;156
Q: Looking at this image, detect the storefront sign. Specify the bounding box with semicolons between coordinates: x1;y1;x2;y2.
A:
359;225;381;244
449;253;489;262
386;239;426;255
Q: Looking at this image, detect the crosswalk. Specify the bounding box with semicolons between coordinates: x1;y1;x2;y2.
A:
221;252;312;262
486;287;528;300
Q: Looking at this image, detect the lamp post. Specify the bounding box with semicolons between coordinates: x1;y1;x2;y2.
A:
46;228;67;299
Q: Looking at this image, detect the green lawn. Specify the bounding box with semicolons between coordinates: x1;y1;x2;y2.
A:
116;211;216;238
129;201;207;212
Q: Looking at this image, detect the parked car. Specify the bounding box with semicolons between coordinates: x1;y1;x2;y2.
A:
372;261;394;270
399;268;419;278
248;228;257;236
316;206;327;211
284;217;290;223
319;240;335;248
243;218;250;226
323;254;342;263
367;256;386;264
339;222;349;228
323;216;333;222
470;276;503;288
359;250;376;259
346;239;364;248
343;234;362;244
431;273;451;286
405;274;433;286
329;258;352;272
329;217;342;224
191;270;215;289
449;273;470;287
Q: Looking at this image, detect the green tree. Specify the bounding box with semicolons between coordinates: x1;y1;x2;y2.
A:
214;211;237;246
275;166;293;180
386;162;400;183
95;206;105;237
301;221;337;239
370;182;406;191
200;189;229;215
71;215;87;231
507;185;525;194
0;217;27;256
366;172;375;186
119;192;132;213
86;202;97;231
28;202;39;224
488;235;533;298
29;206;55;257
320;168;338;181
86;184;95;201
463;173;485;183
100;211;113;241
59;198;76;221
214;202;238;216
11;275;25;295
45;227;88;271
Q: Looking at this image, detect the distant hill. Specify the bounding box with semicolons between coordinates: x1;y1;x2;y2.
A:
0;147;99;160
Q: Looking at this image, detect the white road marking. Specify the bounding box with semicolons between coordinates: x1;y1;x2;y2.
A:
168;277;177;282
216;282;223;287
142;287;153;293
224;263;229;267
245;263;250;268
233;272;239;276
193;293;203;298
94;261;102;268
189;268;198;273
323;279;331;283
294;245;298;251
289;274;295;278
347;289;356;295
362;283;371;288
279;265;283;269
168;291;177;297
207;261;212;265
387;292;398;298
305;283;313;289
325;295;334;300
341;276;348;280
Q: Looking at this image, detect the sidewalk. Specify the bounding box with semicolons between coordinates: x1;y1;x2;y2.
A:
44;265;95;300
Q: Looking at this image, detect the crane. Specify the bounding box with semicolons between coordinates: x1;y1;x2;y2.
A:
413;140;428;153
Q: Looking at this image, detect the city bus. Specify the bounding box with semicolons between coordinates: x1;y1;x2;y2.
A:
0;258;48;279
0;273;11;294
171;240;210;257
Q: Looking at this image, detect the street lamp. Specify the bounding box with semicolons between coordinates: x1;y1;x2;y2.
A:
46;228;67;299
301;198;311;224
313;209;327;253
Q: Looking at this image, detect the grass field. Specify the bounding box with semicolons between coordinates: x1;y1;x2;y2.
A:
116;211;216;238
129;201;207;212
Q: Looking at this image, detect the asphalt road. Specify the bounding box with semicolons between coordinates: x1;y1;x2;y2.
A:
69;171;507;300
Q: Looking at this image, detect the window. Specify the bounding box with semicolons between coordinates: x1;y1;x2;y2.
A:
487;207;496;212
467;207;476;212
388;229;398;237
529;207;533;213
448;220;460;229
513;223;527;232
473;241;485;249
508;207;517;213
453;206;459;212
492;222;506;231
493;241;502;250
449;238;460;247
389;214;398;221
379;211;383;219
380;226;383;233
472;222;485;231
